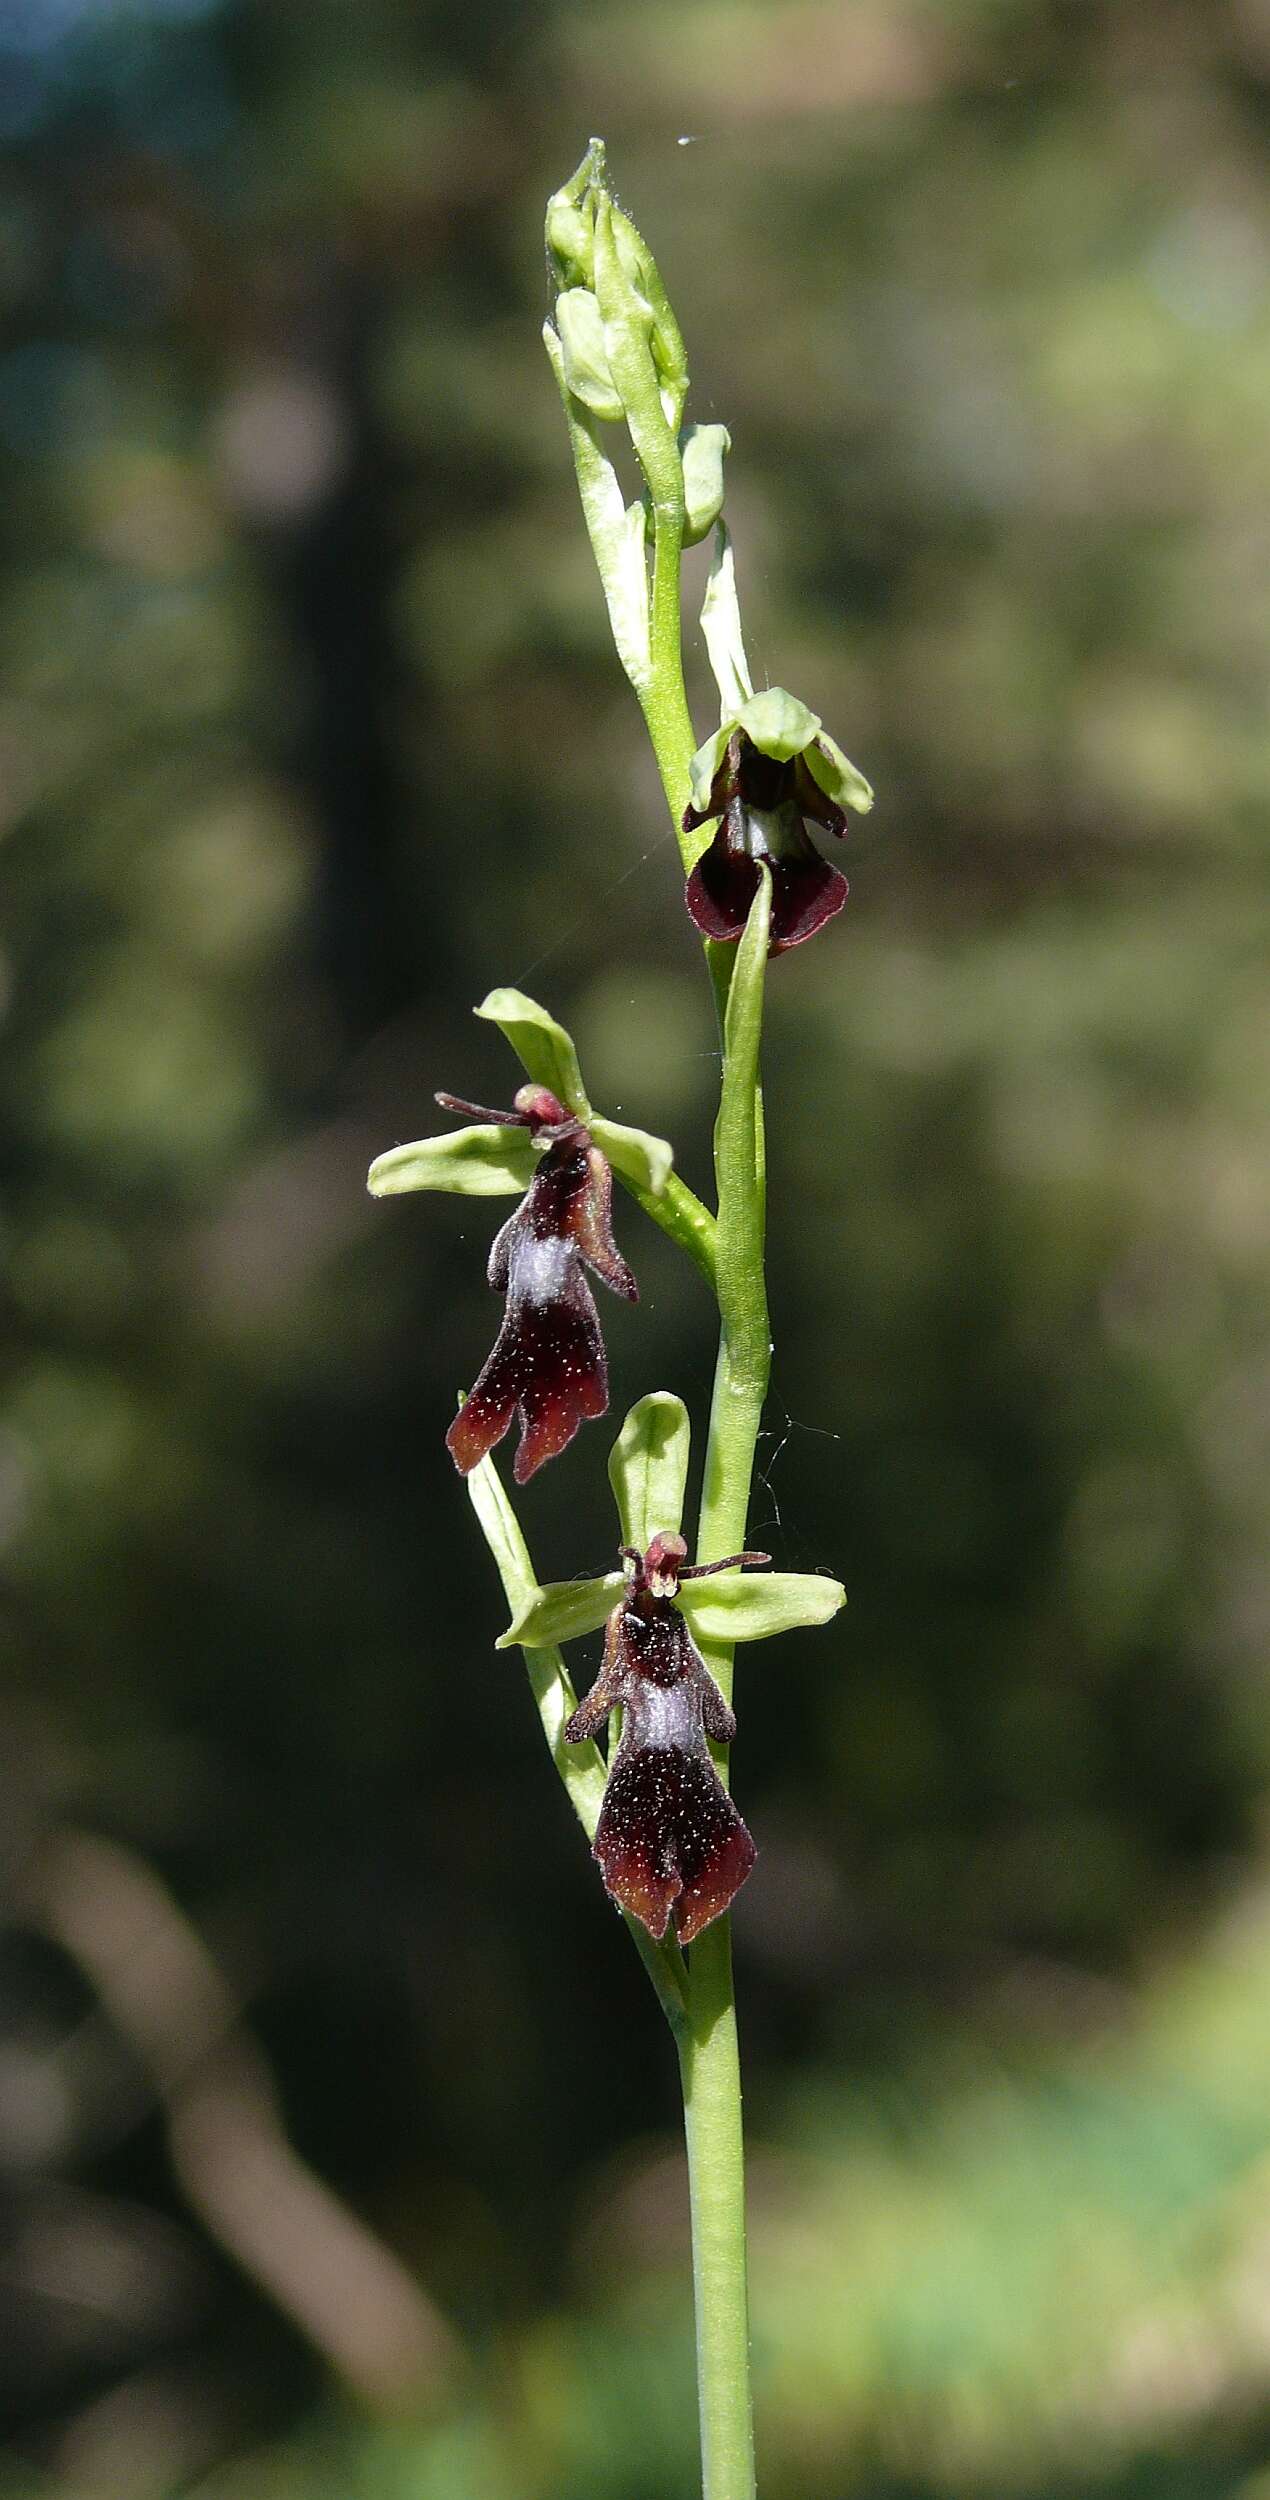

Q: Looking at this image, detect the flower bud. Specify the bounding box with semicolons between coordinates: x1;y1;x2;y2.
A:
680;421;730;546
545;194;594;288
555;287;625;422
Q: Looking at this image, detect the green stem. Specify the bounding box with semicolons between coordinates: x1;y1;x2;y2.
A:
677;1916;753;2499
680;871;771;2500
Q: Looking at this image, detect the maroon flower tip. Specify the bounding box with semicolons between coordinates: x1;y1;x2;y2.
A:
446;1262;611;1482
686;837;848;955
594;1748;755;1944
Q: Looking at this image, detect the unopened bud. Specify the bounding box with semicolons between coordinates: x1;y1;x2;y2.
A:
555;287;624;422
681;422;730;545
546;194;594;288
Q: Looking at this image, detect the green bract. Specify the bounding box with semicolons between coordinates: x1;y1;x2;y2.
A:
700;520;753;719
367;1125;538;1199
687;687;874;821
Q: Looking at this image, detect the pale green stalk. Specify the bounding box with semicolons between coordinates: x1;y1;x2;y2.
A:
583;332;766;2500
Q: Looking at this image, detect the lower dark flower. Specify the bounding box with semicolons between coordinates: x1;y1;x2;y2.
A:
564;1533;766;1944
442;1084;637;1484
684;731;851;954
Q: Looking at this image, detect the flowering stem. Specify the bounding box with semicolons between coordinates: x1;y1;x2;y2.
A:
547;144;770;2500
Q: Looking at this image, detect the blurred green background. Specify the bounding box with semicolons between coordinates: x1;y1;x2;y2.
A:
2;0;1270;2493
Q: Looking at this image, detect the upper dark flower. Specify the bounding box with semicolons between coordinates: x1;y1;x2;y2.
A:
442;1084;637;1485
681;689;873;955
563;1533;768;1944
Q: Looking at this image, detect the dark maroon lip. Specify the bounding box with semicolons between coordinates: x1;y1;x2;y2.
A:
681;730;852;953
562;1538;765;1942
444;1109;636;1484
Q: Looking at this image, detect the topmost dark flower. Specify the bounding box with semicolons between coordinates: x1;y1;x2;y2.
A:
681;688;873;955
442;1083;637;1485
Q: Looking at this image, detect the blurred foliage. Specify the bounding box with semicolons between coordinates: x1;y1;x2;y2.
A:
1;0;1269;2493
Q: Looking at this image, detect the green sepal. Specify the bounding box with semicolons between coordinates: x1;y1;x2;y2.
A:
803;728;874;816
688;721;735;816
555;287;625;422
640;422;728;548
679;1569;845;1642
495;1570;624;1653
688;687;823;815
735;686;822;760
609;1393;691;1550
474;991;674;1198
688;684;873;833
589;1113;672;1197
367;1125;537;1199
474;988;586;1113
